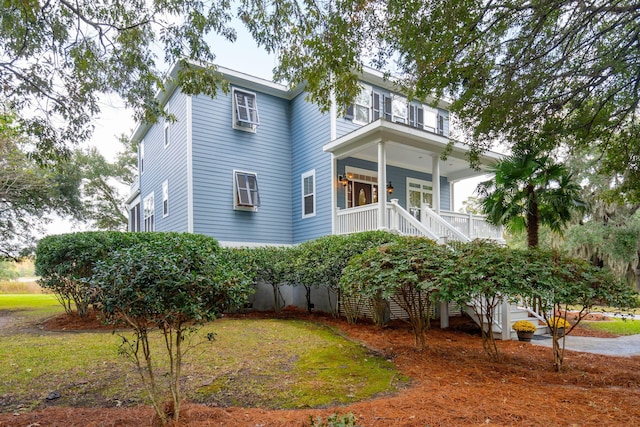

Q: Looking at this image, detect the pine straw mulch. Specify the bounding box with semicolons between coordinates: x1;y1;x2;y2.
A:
1;309;639;427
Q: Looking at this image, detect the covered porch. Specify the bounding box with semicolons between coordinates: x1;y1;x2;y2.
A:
323;119;503;243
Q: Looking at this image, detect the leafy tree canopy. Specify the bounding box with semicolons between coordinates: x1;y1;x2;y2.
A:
1;0;237;160
0;113;83;257
241;0;640;202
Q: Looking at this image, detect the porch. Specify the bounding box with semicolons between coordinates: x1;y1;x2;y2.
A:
324;118;504;242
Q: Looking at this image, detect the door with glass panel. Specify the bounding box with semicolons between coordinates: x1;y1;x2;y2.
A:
407;178;433;221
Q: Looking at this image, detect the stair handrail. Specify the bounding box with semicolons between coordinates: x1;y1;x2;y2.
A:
421;204;471;242
387;200;441;241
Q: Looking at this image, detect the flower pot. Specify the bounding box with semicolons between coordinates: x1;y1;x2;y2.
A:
556;327;565;338
517;331;534;342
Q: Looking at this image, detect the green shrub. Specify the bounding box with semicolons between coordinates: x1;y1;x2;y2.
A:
309;412;359;427
35;231;156;317
250;246;297;312
90;232;254;424
341;236;450;348
295;231;399;317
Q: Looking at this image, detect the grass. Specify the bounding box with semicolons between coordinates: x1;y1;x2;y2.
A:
0;302;407;413
579;317;640;336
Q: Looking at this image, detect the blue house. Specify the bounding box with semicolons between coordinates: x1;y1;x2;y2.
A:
126;63;502;245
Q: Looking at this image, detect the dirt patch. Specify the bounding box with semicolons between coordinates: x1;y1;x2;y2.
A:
41;308;116;331
2;309;639;426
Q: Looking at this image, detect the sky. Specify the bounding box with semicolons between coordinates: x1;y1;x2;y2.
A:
47;19;486;235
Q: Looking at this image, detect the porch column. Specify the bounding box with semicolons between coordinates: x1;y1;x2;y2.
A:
331;154;337;234
378;141;387;229
432;155;441;214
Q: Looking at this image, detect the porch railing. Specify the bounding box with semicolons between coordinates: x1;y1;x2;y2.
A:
335;201;503;242
420;204;471;243
439;211;503;241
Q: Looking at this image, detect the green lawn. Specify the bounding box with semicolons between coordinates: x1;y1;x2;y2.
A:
0;299;407;413
580;317;640;335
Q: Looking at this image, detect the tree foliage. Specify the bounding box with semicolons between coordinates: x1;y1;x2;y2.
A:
341;237;450;349
478;150;584;247
1;114;83;257
250;246;297;313
90;232;253;424
1;0;237;159
240;0;640;202
74;137;138;231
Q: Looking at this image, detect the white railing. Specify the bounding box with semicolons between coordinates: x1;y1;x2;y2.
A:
439;211;503;241
336;204;379;234
335;202;503;243
387;200;440;241
420;204;471;243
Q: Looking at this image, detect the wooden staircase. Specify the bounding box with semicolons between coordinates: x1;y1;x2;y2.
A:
464;300;549;340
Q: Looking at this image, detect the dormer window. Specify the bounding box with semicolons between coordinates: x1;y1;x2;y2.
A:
232;88;260;132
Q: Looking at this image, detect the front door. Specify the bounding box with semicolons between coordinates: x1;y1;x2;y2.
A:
353;181;372;207
407;179;433;220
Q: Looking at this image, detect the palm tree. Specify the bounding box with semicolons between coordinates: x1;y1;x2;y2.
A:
477;151;584;248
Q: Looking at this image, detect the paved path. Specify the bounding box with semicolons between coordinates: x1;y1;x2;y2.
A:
530;333;640;356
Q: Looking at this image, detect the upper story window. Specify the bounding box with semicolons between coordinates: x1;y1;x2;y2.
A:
162;180;169;217
353;84;372;124
372;92;392;121
437;114;447;135
139;140;145;174
423;107;438;133
408;104;424;129
143;193;154;231
391;96;408;124
301;170;316;218
164;122;170;148
234;170;261;211
232;88;260;132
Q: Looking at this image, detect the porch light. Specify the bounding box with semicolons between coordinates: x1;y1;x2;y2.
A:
386;181;394;194
338;174;349;186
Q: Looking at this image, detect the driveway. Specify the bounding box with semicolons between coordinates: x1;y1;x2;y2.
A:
531;333;640;356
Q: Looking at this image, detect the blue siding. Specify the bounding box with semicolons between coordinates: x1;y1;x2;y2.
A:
336;158;450;211
191;87;293;244
290;92;332;243
139;90;189;232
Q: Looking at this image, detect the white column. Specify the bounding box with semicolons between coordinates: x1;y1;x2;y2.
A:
501;300;511;340
331;154;337;234
440;300;449;328
378;141;387;229
432;155;441;214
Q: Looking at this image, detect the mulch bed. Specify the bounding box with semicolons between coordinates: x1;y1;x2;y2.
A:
2;309;639;426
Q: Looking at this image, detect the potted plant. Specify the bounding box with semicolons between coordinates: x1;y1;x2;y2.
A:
547;317;571;337
512;320;537;342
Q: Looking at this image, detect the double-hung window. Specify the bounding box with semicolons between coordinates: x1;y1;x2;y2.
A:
143;193;154;231
162;180;169;217
353;85;372;124
234;170;261;211
391;96;408;124
423;107;438;133
301;170;316;218
164;122;170;148
232;88;260;131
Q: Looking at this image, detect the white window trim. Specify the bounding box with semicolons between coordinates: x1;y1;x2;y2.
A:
301;169;316;219
162;180;169;218
232;87;260;133
353;84;372;125
164;122;170;148
140;139;145;175
391;95;408;124
406;177;433;210
233;170;260;212
143;192;155;232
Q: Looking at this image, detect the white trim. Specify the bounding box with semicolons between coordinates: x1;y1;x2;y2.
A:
163;121;170;148
343;166;379;209
331;154;337;234
406;177;433;216
143;192;155;232
139;139;145;175
301;169;316;218
162;179;169;218
186;95;194;233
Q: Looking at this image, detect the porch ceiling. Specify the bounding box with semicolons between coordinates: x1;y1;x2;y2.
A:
323;120;503;182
